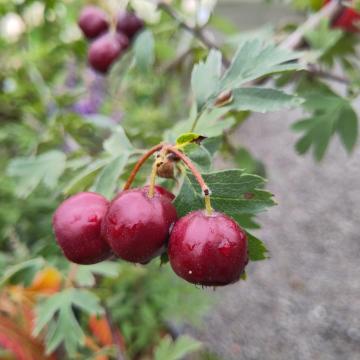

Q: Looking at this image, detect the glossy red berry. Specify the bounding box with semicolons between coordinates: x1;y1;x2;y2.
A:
168;210;248;286
102;187;177;263
78;6;109;39
116;11;144;40
52;192;111;264
88;33;129;74
142;185;175;201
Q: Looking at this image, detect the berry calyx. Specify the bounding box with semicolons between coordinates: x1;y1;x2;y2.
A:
168;210;248;286
78;6;109;39
116;11;144;40
88;33;129;74
102;187;177;263
52;192;111;265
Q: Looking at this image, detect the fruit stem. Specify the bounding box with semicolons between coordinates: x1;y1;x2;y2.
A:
148;160;158;198
147;146;168;198
167;146;213;215
124;144;164;190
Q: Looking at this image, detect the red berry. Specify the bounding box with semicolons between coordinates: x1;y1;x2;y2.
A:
102;187;177;263
116;11;144;40
52;192;111;264
168;210;248;286
78;6;109;39
324;0;360;32
142;185;175;201
88;33;129;74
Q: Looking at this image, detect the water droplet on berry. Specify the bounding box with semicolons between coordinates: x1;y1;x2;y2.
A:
108;215;117;225
87;214;98;223
218;240;233;257
70;214;81;224
186;243;196;251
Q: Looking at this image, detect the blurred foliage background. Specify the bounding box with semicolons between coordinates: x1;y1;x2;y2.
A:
0;0;359;359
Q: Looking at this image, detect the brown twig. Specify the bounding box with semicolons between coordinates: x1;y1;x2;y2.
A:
307;64;349;84
157;1;231;67
279;0;344;50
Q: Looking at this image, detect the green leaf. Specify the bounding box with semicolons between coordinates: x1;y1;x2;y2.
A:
304;19;343;57
293;83;358;160
221;88;303;113
0;258;45;287
103;125;133;157
193;108;235;137
94;154;129;199
219;39;303;91
134;30;155;72
176;132;203;146
246;232;269;261
154;335;202;360
174;170;275;218
7;151;66;198
63;159;108;195
34;288;104;356
183;144;212;172
191;49;222;110
75;261;120;287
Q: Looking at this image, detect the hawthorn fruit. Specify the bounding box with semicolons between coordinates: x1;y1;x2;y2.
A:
52;192;111;264
116;11;144;40
88;33;129;73
78;6;109;39
102;187;177;263
168;210;248;286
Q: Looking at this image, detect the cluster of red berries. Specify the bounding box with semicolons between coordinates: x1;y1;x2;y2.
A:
78;6;144;73
53;186;248;286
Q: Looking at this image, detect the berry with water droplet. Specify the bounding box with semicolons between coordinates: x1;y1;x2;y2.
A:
102;187;177;263
78;6;109;39
116;11;144;40
88;33;129;74
52;192;111;264
168;210;248;286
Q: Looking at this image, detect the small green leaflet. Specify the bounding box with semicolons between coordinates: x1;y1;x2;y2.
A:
174;169;275;218
154;335;202;360
191;49;222;111
246;232;269;261
220;39;303;90
222;88;304;113
7;150;66;198
190;39;303;111
33;288;104;356
134;30;155;71
293;83;358;160
176;132;203;146
304;19;343;58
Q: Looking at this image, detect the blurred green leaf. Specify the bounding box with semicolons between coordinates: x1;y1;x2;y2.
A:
191;49;222;111
154;335;202;360
94;154;129;199
75;261;120;287
222;88;303;113
7;151;66;198
103;126;134;157
246;232;269;261
134;30;155;72
34;288;103;356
